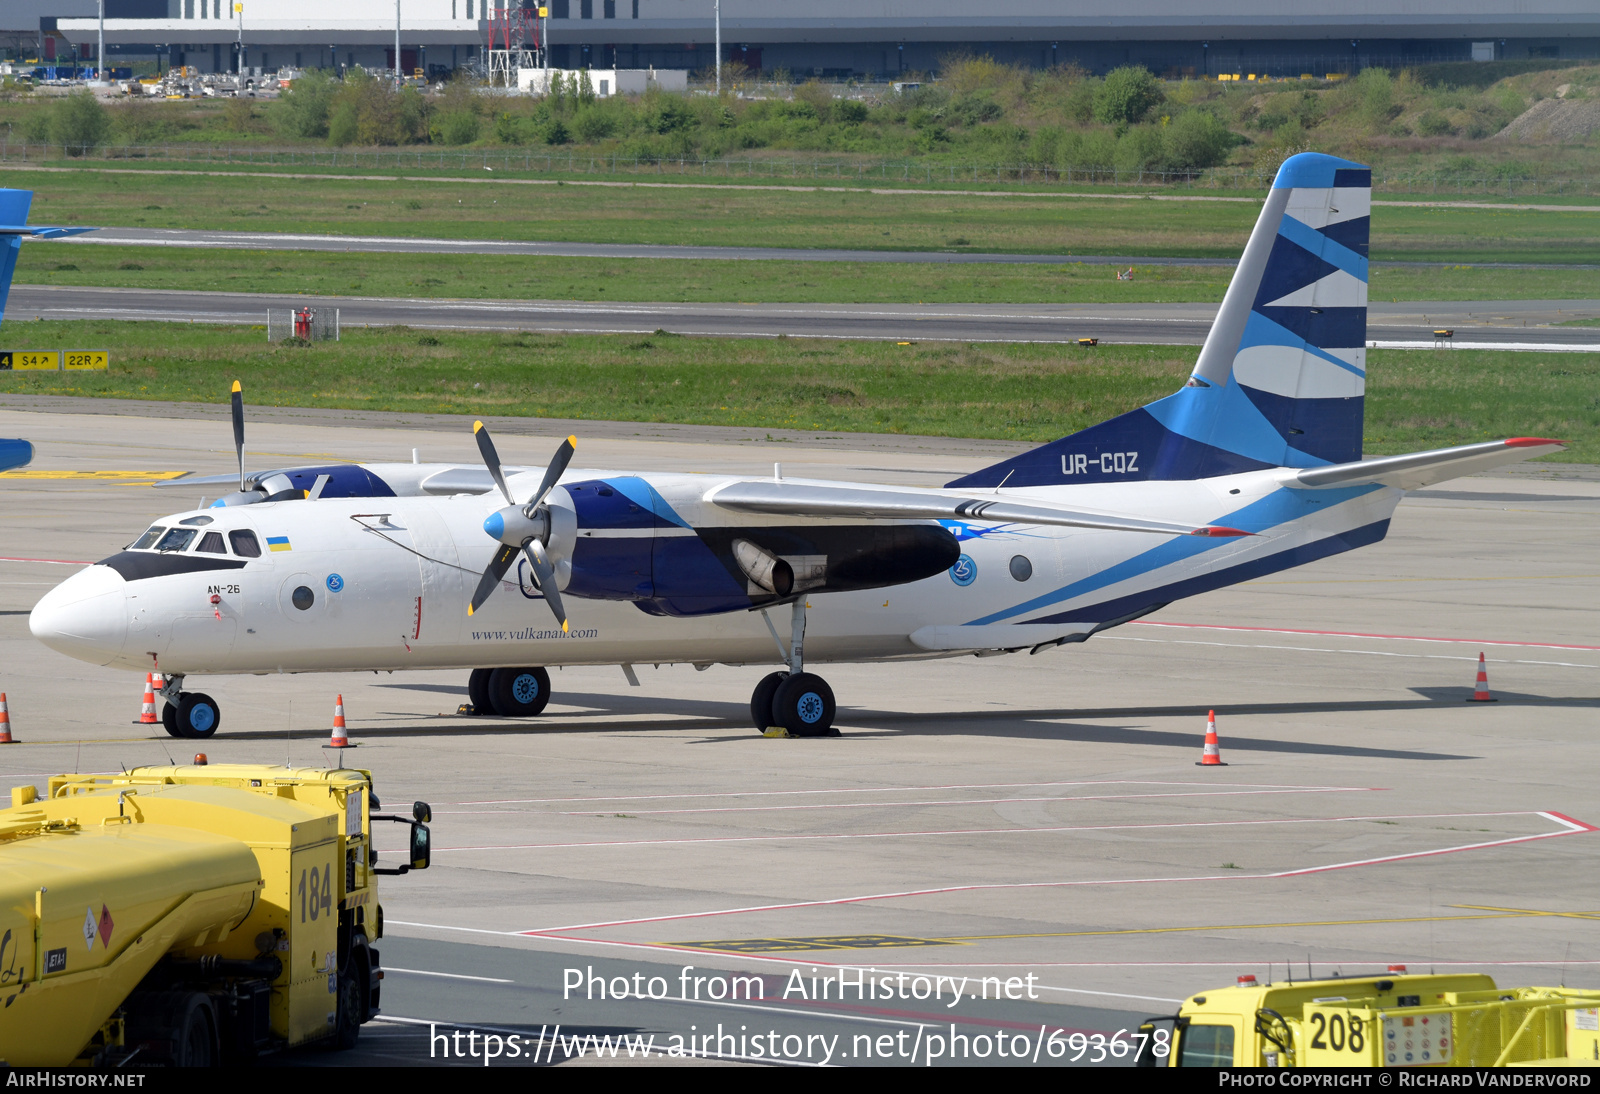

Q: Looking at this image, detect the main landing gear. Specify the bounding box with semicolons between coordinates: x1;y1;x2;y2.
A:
750;598;837;737
156;675;222;740
467;666;552;717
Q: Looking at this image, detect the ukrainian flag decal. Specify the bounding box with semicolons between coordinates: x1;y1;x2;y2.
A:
266;536;292;553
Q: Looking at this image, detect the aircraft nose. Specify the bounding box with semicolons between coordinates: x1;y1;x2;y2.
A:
29;565;129;666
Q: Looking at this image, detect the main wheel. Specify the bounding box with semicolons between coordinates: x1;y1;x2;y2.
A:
750;671;789;732
468;668;492;715
176;692;221;739
330;933;370;1051
488;666;551;717
161;698;181;737
772;673;835;738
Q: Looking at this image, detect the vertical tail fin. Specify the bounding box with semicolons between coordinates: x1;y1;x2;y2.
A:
948;152;1371;489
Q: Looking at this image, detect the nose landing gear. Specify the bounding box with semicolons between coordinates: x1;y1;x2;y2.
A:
154;676;221;739
750;598;838;737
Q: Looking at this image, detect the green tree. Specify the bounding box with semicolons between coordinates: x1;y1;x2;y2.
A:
276;68;337;138
1162;109;1238;170
52;91;110;155
1092;66;1164;126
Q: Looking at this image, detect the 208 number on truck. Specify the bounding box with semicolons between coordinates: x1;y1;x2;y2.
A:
1309;1012;1365;1054
298;864;334;922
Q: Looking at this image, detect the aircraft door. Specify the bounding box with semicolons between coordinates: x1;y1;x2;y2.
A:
402;504;464;646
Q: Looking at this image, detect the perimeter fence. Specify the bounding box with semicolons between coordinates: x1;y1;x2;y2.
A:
3;140;1596;199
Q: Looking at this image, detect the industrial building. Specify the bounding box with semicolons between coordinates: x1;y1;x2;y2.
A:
37;1;1600;79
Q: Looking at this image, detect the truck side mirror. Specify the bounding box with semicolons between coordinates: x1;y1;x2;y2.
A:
409;822;431;870
412;800;432;824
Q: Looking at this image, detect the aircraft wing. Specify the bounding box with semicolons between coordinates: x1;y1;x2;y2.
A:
0;225;97;238
707;481;1251;537
155;469;291;489
1292;437;1565;492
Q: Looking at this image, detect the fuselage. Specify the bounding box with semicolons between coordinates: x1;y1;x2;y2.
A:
29;464;1401;677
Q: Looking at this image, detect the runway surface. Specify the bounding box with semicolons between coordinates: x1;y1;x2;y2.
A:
52;225;1600;271
11;283;1600;350
0;404;1596;1066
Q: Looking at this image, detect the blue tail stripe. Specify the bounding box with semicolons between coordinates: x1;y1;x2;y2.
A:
965;483;1384;626
1250;307;1368;353
1276;215;1369;281
0;235;20;325
1319;216;1371;256
1252;235;1340;308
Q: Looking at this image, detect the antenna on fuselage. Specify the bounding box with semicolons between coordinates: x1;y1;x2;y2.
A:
231;380;246;493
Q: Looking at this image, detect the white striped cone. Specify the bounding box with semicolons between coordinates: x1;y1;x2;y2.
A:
1468;652;1496;702
1197;709;1226;766
0;693;13;744
328;695;350;748
138;673;158;725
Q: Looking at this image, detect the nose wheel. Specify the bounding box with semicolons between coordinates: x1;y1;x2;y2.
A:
160;692;221;739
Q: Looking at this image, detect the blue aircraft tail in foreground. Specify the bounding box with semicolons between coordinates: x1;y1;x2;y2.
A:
0;188;96;327
950;152;1372;489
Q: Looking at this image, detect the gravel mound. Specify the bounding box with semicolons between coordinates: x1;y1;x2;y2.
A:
1496;97;1600;141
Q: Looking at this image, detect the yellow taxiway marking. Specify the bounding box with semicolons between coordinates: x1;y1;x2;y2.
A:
939;907;1600;943
0;470;188;481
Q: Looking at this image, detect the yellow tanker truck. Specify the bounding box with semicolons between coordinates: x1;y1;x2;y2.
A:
1136;969;1600;1068
0;760;431;1066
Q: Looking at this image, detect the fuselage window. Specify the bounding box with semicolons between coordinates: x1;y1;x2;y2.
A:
229;530;263;558
196;531;227;554
155;528;198;553
131;526;167;550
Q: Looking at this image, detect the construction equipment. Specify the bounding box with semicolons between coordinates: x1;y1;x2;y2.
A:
0;763;431;1066
1137;970;1600;1067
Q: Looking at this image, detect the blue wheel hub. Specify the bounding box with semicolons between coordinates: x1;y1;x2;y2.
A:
796;692;825;725
190;704;216;732
512;673;541;704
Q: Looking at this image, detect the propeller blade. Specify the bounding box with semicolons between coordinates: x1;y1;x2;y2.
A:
473;420;514;507
526;435;577;511
467;543;519;616
523;539;569;634
231;380;245;493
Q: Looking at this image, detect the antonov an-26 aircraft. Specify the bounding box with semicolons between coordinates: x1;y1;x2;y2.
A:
29;154;1563;738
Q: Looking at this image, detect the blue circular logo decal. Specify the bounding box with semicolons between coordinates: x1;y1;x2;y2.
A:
949;554;977;586
326;573;345;593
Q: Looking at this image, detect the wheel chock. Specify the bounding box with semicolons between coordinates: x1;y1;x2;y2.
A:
763;726;791;738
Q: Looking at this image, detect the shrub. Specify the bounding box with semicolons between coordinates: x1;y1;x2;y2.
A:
791;80;834;122
835;99;869;124
1163;108;1238;170
543;119;571;145
572;107;615;142
276;68;337;139
433;109;480;145
53;91;110;154
1415;109;1455;137
1114;124;1165;170
1092;66;1164;126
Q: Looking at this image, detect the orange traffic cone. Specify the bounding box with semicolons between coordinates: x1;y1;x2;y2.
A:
1196;709;1227;766
325;694;352;749
0;693;14;744
1468;652;1496;702
137;673;158;725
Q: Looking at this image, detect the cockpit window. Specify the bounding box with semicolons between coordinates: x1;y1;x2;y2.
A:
196;531;227;554
154;527;197;553
131;526;166;550
229;530;262;558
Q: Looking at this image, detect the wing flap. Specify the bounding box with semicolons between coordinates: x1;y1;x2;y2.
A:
1292;437;1565;491
708;481;1250;537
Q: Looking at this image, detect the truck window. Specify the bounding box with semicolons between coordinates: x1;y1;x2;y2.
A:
1178;1024;1235;1067
131;525;166;550
229;530;262;558
196;531;227;554
155;527;198;553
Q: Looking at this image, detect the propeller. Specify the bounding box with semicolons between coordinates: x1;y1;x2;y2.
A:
231;380;245;493
466;422;576;633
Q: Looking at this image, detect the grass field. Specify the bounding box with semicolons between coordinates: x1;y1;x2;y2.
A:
0;321;1593;462
14;166;1600;265
18;244;1598;307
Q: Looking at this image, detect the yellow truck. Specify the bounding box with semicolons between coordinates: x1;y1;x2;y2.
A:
1137;969;1600;1068
0;760;431;1066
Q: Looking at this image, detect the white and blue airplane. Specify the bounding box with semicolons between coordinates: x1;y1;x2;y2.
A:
28;154;1562;738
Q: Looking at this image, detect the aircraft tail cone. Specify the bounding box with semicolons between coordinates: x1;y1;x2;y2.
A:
1196;709;1227;766
325;694;354;749
0;693;15;744
137;672;158;725
1468;652;1497;702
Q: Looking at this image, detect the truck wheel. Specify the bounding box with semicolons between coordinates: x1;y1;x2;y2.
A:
173;993;219;1066
488;667;551;717
128;990;218;1066
468;668;492;714
177;693;221;739
331;936;370;1051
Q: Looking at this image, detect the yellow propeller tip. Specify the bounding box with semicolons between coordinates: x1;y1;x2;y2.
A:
473;420;485;432
567;435;577;445
231;380;241;393
562;621;569;633
466;605;475;616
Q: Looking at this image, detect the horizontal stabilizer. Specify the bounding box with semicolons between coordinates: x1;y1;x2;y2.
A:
1292;437;1565;491
0;438;33;474
709;481;1251;537
0;225;98;239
